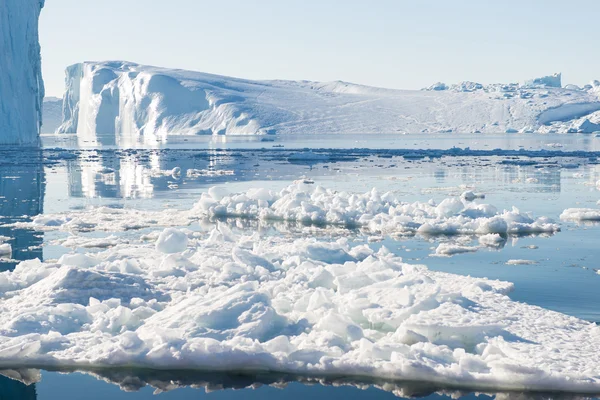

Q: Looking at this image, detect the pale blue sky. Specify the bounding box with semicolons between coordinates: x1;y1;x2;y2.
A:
40;0;600;97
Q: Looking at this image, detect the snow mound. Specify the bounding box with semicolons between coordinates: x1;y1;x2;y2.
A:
0;0;45;144
0;226;599;394
55;61;600;142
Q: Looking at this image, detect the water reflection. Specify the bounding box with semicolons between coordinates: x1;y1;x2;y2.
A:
55;149;592;200
0;373;36;400
0;150;44;271
0;368;595;400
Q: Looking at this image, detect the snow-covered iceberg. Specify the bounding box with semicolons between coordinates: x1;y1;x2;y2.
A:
0;0;45;145
56;62;600;143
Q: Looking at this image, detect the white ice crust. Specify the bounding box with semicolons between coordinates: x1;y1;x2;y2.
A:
56;62;600;142
561;208;600;221
0;223;599;393
0;0;45;144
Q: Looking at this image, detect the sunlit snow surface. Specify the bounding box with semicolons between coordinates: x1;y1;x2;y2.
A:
1;135;600;397
55;62;600;144
1;222;600;394
2;184;600;394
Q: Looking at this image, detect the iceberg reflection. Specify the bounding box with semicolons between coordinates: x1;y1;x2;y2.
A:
0;149;44;271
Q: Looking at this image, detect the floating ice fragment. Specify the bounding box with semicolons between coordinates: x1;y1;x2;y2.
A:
0;243;11;256
506;259;538;265
433;243;478;257
560;208;600;221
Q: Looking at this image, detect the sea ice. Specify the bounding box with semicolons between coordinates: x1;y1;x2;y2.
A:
0;225;599;394
22;182;560;239
155;228;189;253
560;208;600;221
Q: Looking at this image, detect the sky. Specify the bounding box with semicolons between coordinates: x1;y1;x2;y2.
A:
40;0;600;97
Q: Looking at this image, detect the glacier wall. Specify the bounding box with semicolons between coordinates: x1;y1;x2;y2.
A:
57;62;271;143
0;0;45;145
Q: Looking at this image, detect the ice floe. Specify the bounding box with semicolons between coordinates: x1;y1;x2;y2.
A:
0;225;599;393
560;208;600;221
22;182;560;238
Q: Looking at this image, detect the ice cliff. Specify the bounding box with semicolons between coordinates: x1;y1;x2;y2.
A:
57;62;600;142
0;0;45;144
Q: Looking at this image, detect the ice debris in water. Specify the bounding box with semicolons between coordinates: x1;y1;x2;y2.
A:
560;208;600;221
193;182;559;236
433;243;478;256
506;259;538;265
0;243;12;256
0;226;600;393
24;182;560;237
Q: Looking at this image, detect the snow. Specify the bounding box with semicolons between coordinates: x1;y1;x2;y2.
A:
155;228;189;254
1;222;600;393
55;62;600;143
0;0;45;144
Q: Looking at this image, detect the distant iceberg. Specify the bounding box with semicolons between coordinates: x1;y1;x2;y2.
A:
56;62;600;143
522;73;562;88
0;0;45;145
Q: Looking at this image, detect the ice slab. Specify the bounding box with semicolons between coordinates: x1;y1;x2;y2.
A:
0;226;599;394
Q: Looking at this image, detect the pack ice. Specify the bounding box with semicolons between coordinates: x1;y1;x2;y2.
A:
27;182;560;236
5;182;599;393
0;0;45;145
1;224;600;393
56;62;600;142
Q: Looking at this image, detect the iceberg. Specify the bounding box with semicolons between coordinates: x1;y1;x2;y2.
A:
56;62;600;143
0;0;45;145
522;73;562;88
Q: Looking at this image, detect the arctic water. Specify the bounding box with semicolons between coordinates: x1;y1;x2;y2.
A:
1;133;600;399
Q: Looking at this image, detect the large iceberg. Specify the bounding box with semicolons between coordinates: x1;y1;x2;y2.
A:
0;0;45;145
56;62;600;143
